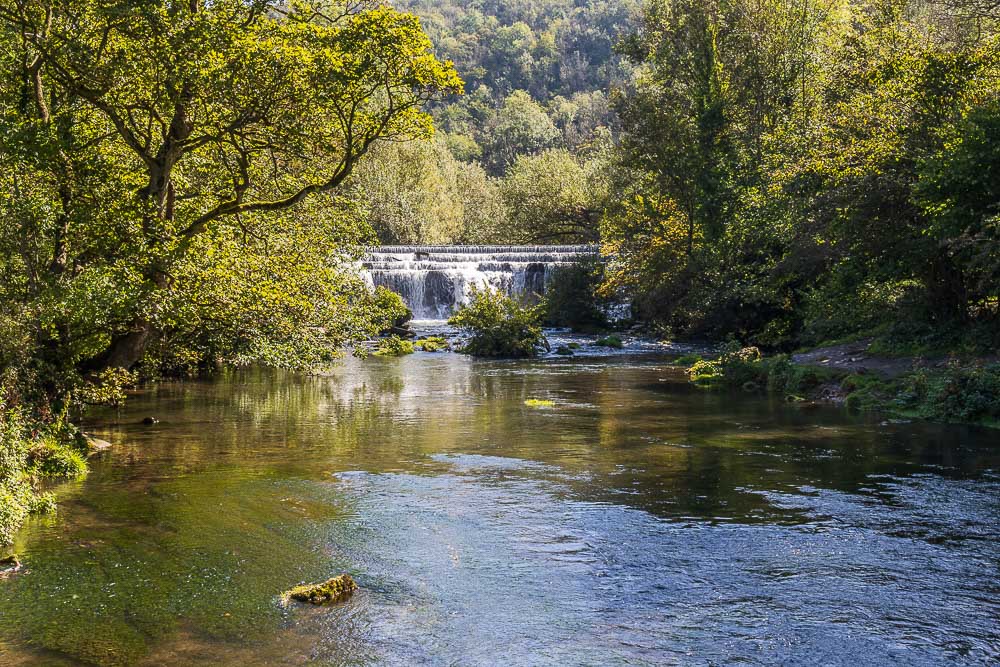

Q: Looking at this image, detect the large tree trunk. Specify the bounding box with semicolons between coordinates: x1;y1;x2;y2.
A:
90;319;155;371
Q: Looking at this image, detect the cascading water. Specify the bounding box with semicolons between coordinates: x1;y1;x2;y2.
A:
364;245;599;320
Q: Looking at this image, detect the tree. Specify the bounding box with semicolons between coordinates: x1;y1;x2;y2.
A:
0;0;461;398
482;90;561;173
502;148;606;243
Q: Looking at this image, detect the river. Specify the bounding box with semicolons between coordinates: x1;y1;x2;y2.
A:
1;351;998;665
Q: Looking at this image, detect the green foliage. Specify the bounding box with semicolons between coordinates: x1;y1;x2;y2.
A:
371;287;412;332
28;439;87;479
608;0;1000;351
0;405;86;546
909;363;1000;423
0;1;461;409
373;336;415;357
687;346;831;404
449;286;548;358
76;369;137;409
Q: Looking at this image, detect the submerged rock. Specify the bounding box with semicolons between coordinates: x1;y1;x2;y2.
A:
141;417;159;426
84;434;113;453
0;555;21;579
284;574;358;605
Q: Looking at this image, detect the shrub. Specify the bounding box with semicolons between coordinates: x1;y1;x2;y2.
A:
449;286;548;358
373;336;415;357
922;363;1000;423
687;345;765;388
370;286;412;335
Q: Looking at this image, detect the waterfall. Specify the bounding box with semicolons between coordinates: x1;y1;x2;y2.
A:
364;245;599;320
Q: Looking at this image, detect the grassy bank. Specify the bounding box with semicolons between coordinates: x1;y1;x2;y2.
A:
682;345;1000;429
1;409;89;546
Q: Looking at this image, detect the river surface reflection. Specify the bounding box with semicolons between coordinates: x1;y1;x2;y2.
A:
1;354;998;665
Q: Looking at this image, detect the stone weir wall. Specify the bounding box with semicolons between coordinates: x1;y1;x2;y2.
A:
363;245;600;320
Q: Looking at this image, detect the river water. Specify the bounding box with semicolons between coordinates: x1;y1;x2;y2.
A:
1;352;998;666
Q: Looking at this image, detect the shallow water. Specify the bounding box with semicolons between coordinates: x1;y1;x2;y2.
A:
1;354;998;666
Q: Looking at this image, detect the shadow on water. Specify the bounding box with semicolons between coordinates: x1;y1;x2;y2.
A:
1;354;998;665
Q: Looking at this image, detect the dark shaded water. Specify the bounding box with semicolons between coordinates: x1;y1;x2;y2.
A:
1;354;998;666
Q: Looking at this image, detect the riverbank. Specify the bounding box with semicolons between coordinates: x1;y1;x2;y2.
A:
682;342;1000;429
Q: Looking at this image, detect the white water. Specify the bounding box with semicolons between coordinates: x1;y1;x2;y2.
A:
364;245;599;319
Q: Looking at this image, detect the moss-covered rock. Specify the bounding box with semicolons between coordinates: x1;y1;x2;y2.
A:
595;335;624;349
283;574;358;605
0;554;21;579
415;336;451;353
374;336;415;357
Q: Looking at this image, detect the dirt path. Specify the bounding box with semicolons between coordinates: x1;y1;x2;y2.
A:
791;340;922;378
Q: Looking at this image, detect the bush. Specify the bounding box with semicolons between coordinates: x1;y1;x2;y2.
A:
922;363;1000;423
673;353;702;365
372;286;412;333
373;336;415;357
449;286;548;358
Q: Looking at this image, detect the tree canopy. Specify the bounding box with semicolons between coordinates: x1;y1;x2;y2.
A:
0;0;461;405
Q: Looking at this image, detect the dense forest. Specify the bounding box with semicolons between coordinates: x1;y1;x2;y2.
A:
1;0;998;544
350;0;639;244
361;0;999;356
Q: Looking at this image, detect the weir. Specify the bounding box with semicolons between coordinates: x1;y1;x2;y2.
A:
364;245;599;319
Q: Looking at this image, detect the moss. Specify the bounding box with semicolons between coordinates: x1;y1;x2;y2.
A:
283;574;358;605
595;335;624;349
524;399;555;408
567;342;582;350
